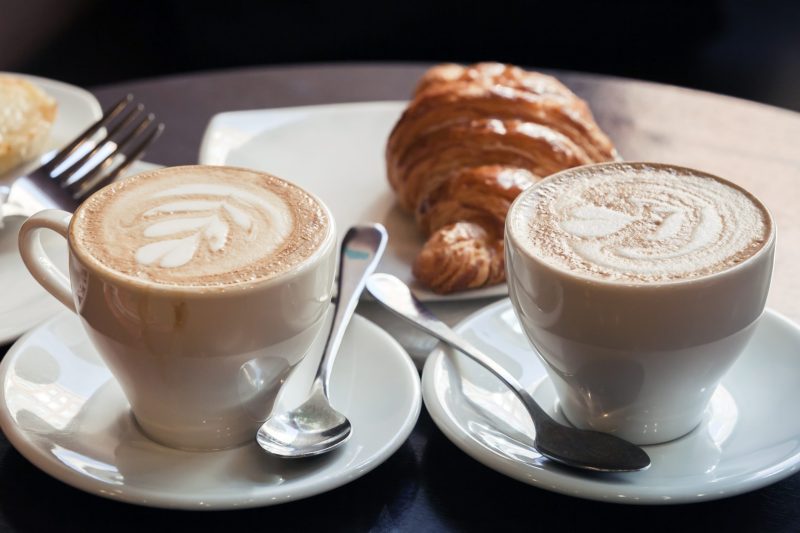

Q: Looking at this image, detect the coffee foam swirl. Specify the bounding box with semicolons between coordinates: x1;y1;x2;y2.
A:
511;164;770;282
135;183;291;269
72;166;330;287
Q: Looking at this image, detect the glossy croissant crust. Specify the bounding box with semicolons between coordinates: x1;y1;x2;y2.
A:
412;222;505;293
386;62;618;294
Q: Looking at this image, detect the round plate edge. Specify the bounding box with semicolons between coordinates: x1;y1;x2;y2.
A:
420;302;800;505
0;311;423;510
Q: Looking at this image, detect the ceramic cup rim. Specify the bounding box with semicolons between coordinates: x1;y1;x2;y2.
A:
505;161;776;289
66;164;337;299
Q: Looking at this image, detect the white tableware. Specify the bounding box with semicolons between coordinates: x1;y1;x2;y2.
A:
2;93;164;217
0;74;103;344
505;162;776;444
0;160;160;345
199;101;508;302
422;299;800;504
0;72;103;183
18;166;338;450
367;273;650;472
0;309;421;509
258;225;387;458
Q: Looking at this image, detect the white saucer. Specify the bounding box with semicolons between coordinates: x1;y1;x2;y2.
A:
0;160;161;345
0;310;421;509
422;300;800;504
199;101;507;302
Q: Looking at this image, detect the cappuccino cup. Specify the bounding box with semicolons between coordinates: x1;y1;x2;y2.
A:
505;162;775;445
19;165;336;450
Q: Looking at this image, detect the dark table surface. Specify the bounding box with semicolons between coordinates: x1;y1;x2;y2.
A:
1;64;800;532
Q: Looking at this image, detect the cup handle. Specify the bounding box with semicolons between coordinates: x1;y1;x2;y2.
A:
18;209;75;312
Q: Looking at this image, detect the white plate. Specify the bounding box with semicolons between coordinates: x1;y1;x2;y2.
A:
199;101;508;302
0;160;160;345
422;300;800;504
0;74;101;345
0;73;103;182
0;309;421;510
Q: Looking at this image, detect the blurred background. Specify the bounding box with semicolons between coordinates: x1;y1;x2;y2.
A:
0;0;798;111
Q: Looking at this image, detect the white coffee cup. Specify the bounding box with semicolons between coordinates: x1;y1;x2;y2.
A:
18;173;337;451
505;162;775;445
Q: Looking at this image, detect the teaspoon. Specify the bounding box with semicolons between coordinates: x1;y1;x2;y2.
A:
366;273;651;473
257;224;388;458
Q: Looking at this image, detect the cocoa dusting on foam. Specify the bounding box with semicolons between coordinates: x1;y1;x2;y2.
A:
71;166;330;287
510;164;770;282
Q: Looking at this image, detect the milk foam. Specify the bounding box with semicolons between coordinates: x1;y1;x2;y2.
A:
72;166;330;287
135;183;291;268
510;164;770;282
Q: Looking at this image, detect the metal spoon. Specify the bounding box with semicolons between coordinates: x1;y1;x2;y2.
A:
257;224;388;458
365;273;651;473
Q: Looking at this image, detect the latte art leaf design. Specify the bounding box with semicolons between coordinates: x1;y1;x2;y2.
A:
514;165;768;282
561;192;716;270
72;168;326;287
135;233;202;268
559;205;635;238
646;208;684;241
135;201;251;268
133;184;289;269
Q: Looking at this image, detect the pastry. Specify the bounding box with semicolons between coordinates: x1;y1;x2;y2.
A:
0;75;57;175
386;62;617;293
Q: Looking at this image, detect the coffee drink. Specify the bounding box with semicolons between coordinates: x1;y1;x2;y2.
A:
505;162;775;444
509;163;770;283
71;165;331;287
20;165;337;450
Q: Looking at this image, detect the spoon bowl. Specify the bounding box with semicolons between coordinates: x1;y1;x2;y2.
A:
257;383;352;458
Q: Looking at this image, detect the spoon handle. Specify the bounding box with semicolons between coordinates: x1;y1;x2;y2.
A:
316;225;388;395
365;273;549;425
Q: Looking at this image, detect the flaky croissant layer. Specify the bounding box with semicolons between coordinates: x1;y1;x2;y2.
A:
412;222;505;294
386;62;617;294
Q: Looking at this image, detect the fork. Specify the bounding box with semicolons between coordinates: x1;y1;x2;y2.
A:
0;94;164;218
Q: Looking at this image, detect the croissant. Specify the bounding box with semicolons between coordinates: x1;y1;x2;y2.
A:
386;62;618;294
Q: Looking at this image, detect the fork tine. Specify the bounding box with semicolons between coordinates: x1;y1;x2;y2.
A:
54;103;145;186
72;120;164;200
66;113;153;196
41;94;133;174
105;120;165;180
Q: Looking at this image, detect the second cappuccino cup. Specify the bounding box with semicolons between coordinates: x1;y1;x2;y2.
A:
19;165;337;450
505;162;775;445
